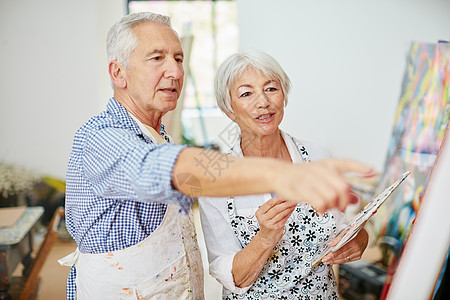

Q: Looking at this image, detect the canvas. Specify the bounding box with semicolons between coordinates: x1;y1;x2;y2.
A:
386;124;450;300
371;41;450;263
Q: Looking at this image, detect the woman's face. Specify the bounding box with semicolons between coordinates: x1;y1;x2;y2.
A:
227;67;285;137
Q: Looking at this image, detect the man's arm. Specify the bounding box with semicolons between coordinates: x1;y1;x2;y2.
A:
172;147;373;213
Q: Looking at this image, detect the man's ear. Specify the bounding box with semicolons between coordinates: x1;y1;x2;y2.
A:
109;61;127;89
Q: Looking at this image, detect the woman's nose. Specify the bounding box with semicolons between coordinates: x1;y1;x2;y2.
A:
256;92;270;108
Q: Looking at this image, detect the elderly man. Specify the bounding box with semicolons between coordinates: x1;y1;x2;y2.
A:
60;12;372;299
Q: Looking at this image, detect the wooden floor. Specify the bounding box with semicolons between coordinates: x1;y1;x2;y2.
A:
9;236;76;300
36;238;76;300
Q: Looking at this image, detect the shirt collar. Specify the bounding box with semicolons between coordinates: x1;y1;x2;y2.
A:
106;97;142;136
106;97;170;143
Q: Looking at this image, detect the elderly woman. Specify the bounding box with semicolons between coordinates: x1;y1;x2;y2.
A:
198;49;369;299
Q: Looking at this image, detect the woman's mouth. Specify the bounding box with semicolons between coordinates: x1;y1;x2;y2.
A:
256;113;274;120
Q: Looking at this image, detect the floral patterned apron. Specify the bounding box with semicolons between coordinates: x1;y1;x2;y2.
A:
224;138;339;300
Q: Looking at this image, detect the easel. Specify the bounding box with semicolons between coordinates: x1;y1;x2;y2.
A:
387;125;450;299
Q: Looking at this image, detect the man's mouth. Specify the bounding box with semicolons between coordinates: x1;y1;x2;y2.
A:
159;87;177;93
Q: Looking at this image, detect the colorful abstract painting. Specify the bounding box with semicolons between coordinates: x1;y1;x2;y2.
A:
372;41;450;260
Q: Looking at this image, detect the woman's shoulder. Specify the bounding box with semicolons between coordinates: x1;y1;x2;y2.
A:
283;131;331;161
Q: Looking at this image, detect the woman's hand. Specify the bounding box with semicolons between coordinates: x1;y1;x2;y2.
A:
255;196;297;248
321;227;369;265
232;196;296;288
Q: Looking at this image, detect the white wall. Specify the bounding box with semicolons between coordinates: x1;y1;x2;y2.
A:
236;0;450;171
1;0;449;177
0;0;126;178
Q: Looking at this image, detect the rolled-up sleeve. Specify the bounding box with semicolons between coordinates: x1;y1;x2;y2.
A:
82;126;191;208
209;253;253;294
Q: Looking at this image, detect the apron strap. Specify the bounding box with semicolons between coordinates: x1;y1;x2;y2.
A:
58;248;80;267
144;124;167;144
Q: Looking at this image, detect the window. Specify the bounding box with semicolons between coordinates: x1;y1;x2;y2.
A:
128;0;238;109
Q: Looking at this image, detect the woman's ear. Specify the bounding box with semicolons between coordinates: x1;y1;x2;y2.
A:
109;61;127;89
224;110;236;122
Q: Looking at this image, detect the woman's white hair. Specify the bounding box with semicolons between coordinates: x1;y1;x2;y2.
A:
215;49;291;115
106;12;178;86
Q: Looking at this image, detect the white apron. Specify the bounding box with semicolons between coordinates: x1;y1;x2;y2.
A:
59;122;204;299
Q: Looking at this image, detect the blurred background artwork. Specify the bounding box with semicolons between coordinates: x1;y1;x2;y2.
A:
386;123;450;300
372;41;450;258
368;41;450;299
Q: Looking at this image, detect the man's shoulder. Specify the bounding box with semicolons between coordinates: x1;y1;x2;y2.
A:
71;110;140;154
77;99;137;134
76;111;120;135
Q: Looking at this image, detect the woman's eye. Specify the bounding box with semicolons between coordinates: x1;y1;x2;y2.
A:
240;92;251;97
266;87;278;92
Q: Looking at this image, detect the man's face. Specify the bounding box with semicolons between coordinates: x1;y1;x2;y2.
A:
124;22;184;116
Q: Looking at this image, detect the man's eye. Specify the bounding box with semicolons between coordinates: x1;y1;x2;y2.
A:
152;56;163;61
176;57;184;63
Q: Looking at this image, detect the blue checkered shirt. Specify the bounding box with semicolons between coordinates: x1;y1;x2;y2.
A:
64;97;194;299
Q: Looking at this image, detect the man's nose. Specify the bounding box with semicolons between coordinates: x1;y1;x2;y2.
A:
165;58;184;79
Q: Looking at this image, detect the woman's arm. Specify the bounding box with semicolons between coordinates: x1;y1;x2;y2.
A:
321;227;369;264
231;197;296;287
